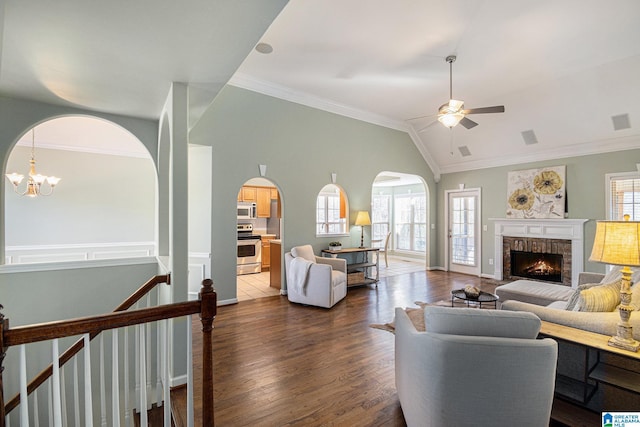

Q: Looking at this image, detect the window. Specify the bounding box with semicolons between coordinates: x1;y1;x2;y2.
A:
451;195;476;265
394;193;426;252
607;172;640;220
371;194;390;248
316;184;348;236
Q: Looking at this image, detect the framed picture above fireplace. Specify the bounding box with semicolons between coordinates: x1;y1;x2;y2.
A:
506;165;566;219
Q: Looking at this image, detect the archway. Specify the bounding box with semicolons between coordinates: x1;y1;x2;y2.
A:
236;177;282;301
371;171;429;271
4;116;156;264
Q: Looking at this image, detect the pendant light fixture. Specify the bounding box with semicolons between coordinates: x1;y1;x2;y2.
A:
5;129;61;197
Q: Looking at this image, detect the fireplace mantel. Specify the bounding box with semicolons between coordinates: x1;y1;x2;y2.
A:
490;218;589;288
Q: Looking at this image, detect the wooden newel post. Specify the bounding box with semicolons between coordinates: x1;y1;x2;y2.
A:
199;279;217;426
0;305;7;427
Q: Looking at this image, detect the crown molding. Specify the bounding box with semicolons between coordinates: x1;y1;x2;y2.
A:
438;134;640;175
228;73;408;132
15;141;151;159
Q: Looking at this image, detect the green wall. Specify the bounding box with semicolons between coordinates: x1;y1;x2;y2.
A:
190;85;437;301
438;149;640;276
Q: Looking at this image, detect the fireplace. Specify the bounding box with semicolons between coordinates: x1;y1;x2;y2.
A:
510;250;563;283
491;218;588;288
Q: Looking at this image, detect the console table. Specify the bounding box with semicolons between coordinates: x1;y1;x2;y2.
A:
538;321;640;405
321;247;379;287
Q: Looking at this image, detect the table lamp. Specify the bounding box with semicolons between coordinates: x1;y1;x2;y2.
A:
355;211;371;249
589;215;640;351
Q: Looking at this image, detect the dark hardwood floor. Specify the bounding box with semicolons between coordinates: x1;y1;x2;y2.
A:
174;269;600;426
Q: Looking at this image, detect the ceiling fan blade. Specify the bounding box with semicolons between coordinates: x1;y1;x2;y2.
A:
463;105;505;115
460;117;478;129
417;120;439;133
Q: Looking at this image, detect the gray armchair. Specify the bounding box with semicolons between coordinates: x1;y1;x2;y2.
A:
395;305;558;427
284;244;347;308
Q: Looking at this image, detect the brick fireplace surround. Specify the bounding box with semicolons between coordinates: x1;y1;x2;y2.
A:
491;218;588;288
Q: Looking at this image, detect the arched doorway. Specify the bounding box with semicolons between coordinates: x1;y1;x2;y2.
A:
371;172;428;274
236;177;282;301
4;116;156;264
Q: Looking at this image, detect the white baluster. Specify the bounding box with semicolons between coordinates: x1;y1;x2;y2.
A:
73;357;80;426
47;381;52;427
84;334;94;427
112;329;121;427
156;293;163;407
187;315;194;427
139;324;148;427
134;313;140;412
100;335;107;427
52;339;62;427
5;414;10;427
19;344;29;427
60;365;67;427
33;389;39;427
145;294;152;410
162;319;170;425
124;328;131;427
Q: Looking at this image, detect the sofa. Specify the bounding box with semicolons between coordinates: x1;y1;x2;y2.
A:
394;305;558;427
499;271;640;339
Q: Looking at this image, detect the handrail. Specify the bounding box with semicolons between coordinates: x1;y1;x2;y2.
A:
2;273;171;415
1;278;216;426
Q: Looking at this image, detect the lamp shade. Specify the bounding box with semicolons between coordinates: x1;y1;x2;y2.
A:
355;211;371;226
437;112;464;128
589;220;640;267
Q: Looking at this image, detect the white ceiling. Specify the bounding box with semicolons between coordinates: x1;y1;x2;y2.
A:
2;1;639;175
231;0;640;176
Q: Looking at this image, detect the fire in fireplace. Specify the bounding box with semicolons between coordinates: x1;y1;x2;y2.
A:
510;251;563;283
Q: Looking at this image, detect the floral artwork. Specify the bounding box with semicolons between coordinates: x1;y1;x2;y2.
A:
506;166;566;219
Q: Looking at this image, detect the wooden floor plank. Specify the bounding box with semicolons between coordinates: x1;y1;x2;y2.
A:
174;269;599;426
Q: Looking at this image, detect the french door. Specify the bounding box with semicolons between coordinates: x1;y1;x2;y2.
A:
446;189;481;276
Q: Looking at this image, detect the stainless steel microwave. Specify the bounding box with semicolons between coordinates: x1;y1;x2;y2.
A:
237;202;257;219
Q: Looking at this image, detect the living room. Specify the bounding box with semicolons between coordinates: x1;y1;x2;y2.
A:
1;1;640;425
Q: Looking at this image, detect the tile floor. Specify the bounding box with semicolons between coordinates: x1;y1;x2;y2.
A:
236;254;426;302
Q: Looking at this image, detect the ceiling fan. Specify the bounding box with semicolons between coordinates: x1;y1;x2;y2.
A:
408;55;505;131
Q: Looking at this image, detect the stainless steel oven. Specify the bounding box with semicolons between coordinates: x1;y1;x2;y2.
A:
237;224;262;275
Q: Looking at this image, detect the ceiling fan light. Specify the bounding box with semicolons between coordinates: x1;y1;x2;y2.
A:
438;112;464;128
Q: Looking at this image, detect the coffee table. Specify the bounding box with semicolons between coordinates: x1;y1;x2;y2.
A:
451;289;499;309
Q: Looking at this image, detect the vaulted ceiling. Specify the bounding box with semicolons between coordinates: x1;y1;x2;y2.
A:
2;1;639;177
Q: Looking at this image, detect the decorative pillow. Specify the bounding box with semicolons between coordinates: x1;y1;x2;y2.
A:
291;245;316;263
578;279;622;312
565;282;601;311
424;306;541;339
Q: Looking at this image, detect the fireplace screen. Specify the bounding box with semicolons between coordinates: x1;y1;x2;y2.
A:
510;251;563;283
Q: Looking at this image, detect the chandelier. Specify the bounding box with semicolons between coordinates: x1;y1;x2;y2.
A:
5;129;61;197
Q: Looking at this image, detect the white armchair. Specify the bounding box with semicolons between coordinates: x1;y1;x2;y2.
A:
395;306;558;427
284;244;347;308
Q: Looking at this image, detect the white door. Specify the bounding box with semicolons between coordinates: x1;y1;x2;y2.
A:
447;189;481;276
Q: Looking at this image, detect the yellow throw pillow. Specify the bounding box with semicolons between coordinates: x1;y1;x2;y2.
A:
578;280;621;312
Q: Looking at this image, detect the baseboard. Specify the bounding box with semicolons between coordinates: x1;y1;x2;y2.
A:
217;298;238;306
170;374;187;388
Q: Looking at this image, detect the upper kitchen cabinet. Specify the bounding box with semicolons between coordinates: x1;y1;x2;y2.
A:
238;186;257;202
256;187;271;218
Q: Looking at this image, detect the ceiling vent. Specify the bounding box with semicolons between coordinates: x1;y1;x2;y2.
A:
458;146;471;157
521;129;538;145
611;114;631;131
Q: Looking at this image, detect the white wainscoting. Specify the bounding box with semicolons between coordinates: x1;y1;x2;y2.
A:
5;242;156;265
188;252;211;301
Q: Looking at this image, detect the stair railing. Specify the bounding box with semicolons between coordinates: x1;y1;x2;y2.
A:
0;277;216;427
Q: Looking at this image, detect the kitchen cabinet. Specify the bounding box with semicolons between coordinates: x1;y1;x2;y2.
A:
261;234;276;270
270;188;278;200
270;240;282;289
238;186;257;202
256;187;272;218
